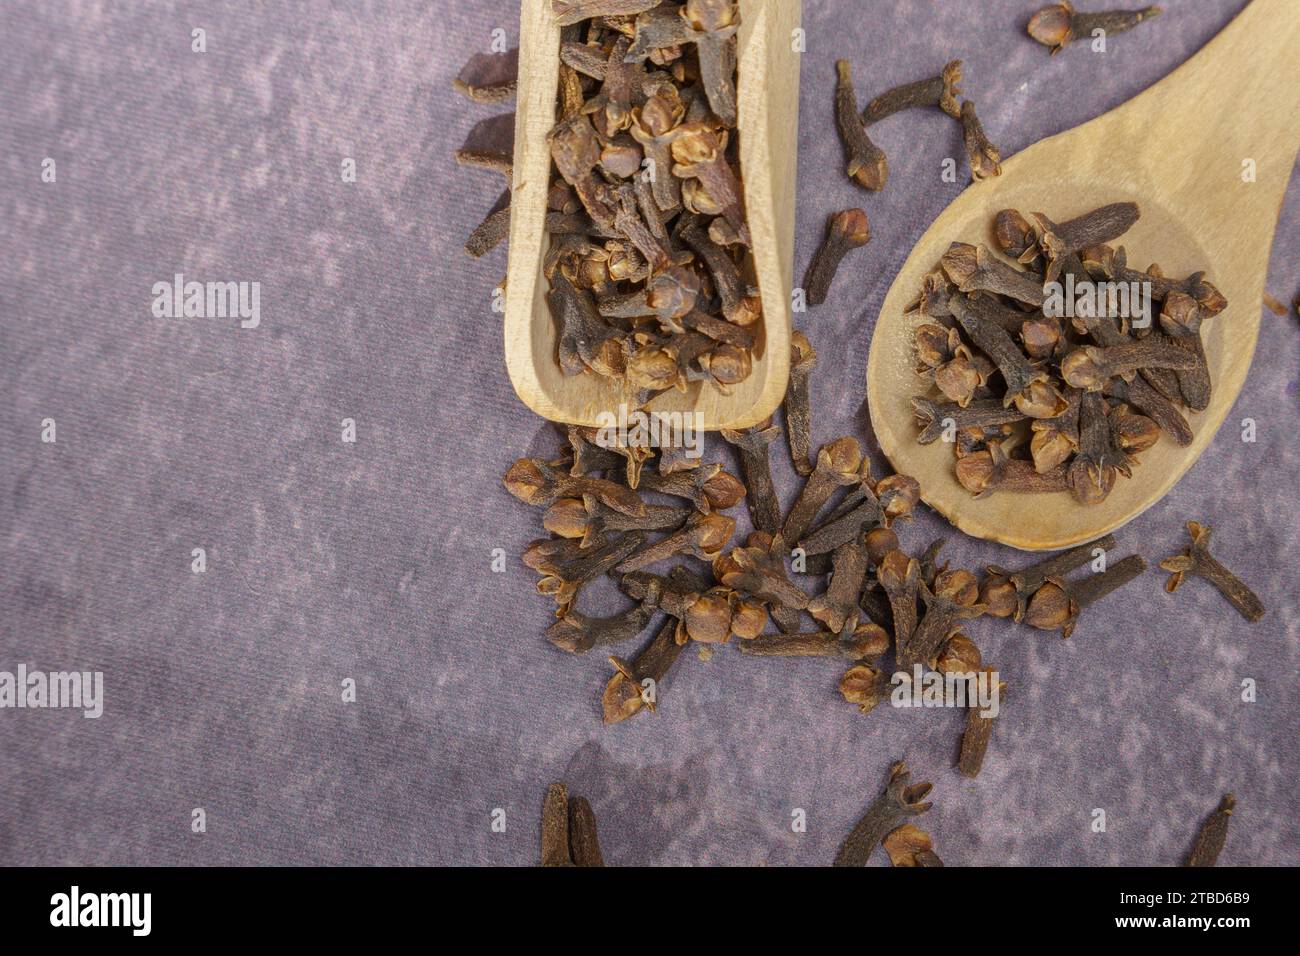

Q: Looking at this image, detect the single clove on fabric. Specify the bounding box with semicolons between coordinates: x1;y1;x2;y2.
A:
959;100;1002;181
541;781;606;867
834;60;888;191
802;208;871;306
1160;522;1265;622
1024;553;1148;637
862;60;963;124
834;761;933;867
1028;3;1164;54
784;332;818;476
957;670;1005;778
1184;793;1235;867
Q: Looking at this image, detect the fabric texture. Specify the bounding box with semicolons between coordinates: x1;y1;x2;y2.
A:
1;0;1295;866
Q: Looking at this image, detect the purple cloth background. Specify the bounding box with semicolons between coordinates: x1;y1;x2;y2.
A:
1;0;1295;866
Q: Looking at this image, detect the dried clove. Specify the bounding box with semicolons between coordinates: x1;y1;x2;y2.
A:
1028;3;1163;54
835;60;888;191
540;782;573;866
545;595;657;654
715;533;812;614
1159;291;1211;411
957;670;1005;778
782;437;863;546
798;484;883;557
1160;522;1265;622
956;443;1069;498
802;208;871;306
721;419;782;535
1060;340;1196;391
834;761;933;866
1184;794;1235;867
984;533;1116;621
602;618;685;723
465;191;512;259
911;396;1026;445
807;535;870;634
740;622;889;659
959;100;1002;181
614;511;735;572
1066;391;1129;504
941;243;1046;307
838;662;890;714
951;293;1046;404
898;570;984;672
882;824;944;867
1024;553;1147;637
505;457;646;516
784;331;818;476
863;61;963;124
567;795;606;867
878;549;921;650
551;0;660;27
1031;202;1140;283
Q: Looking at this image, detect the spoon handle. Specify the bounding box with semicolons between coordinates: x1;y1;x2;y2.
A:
1110;0;1300;226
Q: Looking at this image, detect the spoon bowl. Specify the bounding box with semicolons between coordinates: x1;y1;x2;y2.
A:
867;0;1300;550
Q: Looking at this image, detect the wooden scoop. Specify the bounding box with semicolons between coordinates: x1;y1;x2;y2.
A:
867;0;1300;551
504;0;801;431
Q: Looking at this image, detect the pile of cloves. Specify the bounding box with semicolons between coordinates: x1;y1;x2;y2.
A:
908;202;1228;505
833;57;1002;196
453;2;761;402
543;1;762;402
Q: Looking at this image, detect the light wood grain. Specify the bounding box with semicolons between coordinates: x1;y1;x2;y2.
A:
504;0;800;430
867;0;1300;551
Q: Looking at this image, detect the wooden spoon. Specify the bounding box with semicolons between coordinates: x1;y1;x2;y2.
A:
504;0;800;431
867;0;1300;551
